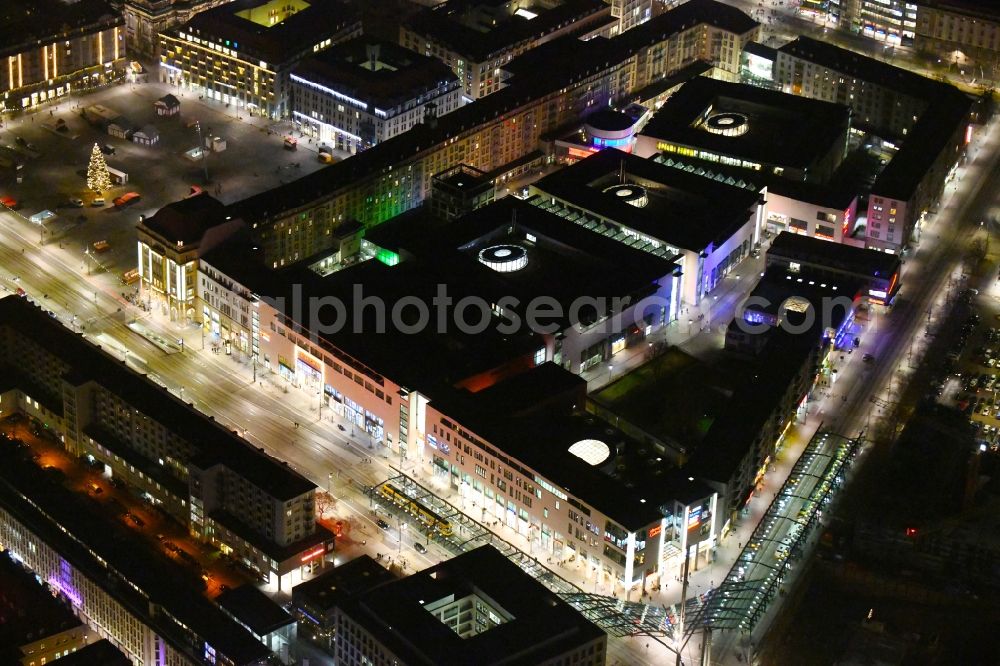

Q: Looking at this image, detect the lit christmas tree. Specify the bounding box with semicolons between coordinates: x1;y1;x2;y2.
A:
87;143;111;193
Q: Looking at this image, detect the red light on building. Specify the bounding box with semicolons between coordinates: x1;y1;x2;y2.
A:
905;527;918;538
648;525;662;539
300;545;325;562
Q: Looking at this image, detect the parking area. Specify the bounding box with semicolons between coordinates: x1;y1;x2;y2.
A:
0;413;251;598
931;287;1000;451
0;79;343;276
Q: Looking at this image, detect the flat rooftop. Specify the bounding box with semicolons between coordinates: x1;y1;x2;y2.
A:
0;0;121;57
768;230;900;279
364;197;680;330
531;148;761;251
640;77;850;170
650;151;857;210
778;37;973;201
591;348;734;452
403;0;609;62
139;194;231;245
292;554;395;615
292;39;458;112
175;0;359;65
217;585;294;636
0;296;314;502
340;546;606;665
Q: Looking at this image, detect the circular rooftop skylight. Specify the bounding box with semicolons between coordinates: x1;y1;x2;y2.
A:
478;244;528;272
704;112;749;137
602;184;648;208
568;439;611;466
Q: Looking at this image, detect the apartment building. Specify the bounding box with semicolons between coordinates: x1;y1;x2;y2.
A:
775;36;972;252
158;0;361;118
0;441;274;665
0;0;125;114
915;0;1000;66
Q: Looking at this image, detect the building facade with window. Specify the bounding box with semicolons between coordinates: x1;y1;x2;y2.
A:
915;0;1000;66
290;40;464;154
124;0;233;58
0;0;125;114
158;0;361;118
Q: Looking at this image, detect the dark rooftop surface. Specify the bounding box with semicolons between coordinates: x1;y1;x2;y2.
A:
591;348;735;452
292;39;459;111
244;248;546;394
640;77;850;170
0;551;82;659
650;151;857;210
0;445;270;665
177;0;360;65
52;640;133;666
768;230;901;279
921;0;1000;18
0;0;121;57
139;194;231;245
743;40;777;60
292;554;395;614
341;546;606;665
217;584;295;636
365;197;680;328
778;36;946;100
0;296;314;502
872;91;971;201
532;148;761;250
403;0;608;62
429;363;713;529
584;108;636;132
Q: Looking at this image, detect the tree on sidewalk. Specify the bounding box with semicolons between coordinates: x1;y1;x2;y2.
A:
87;143;111;193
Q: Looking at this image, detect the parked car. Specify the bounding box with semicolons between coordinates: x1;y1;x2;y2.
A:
414;542;428;554
68;197;83;207
100;144;115;155
113;192;141;208
91;197;105;207
862;353;875;363
376;518;389;530
0;196;19;210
